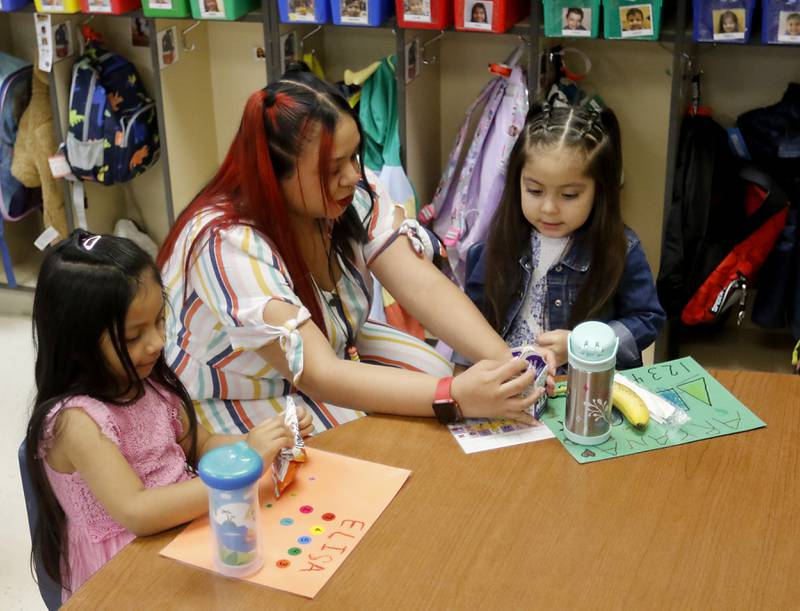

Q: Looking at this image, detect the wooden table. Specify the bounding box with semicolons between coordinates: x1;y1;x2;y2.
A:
64;370;800;609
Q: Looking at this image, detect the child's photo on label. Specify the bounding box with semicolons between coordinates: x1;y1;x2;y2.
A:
39;0;65;10
132;17;151;47
200;0;225;18
149;0;174;8
713;8;745;40
778;10;800;43
87;0;113;13
53;22;73;60
619;3;653;37
288;0;316;21
158;27;180;70
341;0;368;23
403;0;432;22
562;6;591;36
465;0;492;29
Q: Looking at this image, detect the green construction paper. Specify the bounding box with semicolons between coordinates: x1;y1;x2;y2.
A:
540;356;766;464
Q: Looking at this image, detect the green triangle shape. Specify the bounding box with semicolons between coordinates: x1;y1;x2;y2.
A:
677;377;712;406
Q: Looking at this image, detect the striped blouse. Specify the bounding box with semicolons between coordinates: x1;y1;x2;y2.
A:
162;172;437;435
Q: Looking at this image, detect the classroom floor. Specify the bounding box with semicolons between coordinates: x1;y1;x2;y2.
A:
1;314;46;610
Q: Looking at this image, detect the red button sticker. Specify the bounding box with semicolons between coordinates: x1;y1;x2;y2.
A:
299;505;313;514
321;512;335;521
276;559;290;568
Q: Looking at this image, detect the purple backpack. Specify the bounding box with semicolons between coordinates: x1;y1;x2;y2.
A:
419;50;528;286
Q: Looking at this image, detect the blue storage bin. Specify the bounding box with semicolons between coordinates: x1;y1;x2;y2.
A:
692;0;756;43
278;0;330;23
0;0;32;10
330;0;394;26
762;0;800;44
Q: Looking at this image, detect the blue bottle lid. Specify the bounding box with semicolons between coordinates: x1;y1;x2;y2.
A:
567;321;619;372
198;441;264;491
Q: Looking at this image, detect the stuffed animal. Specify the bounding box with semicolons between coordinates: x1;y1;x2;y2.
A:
11;64;68;239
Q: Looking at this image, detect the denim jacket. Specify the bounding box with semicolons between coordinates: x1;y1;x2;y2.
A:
461;227;666;370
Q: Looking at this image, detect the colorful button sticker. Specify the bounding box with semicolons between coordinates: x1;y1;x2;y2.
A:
308;476;316;481
290;492;297;497
298;536;312;545
321;513;335;521
276;559;290;568
288;547;302;556
311;525;325;535
280;517;294;526
264;503;273;508
299;505;313;514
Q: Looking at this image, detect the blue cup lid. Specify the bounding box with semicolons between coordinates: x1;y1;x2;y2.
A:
568;321;619;371
198;441;264;490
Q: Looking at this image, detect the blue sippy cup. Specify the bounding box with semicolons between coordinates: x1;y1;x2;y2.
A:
198;441;264;577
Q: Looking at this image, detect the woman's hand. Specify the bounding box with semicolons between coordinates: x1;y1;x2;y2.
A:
536;330;570;368
451;359;544;425
246;418;294;462
295;404;314;438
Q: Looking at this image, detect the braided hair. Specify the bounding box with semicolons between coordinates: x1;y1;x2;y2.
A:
483;103;627;333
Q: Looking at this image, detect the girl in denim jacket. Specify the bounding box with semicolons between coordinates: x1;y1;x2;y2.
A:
463;104;665;370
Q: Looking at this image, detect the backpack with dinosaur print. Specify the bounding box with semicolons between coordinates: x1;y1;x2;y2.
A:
66;40;159;185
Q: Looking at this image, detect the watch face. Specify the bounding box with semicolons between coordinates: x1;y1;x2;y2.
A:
433;401;458;424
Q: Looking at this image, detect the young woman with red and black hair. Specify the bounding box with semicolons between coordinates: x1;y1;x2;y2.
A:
158;66;555;435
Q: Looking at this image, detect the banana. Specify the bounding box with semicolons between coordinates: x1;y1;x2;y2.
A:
612;381;650;430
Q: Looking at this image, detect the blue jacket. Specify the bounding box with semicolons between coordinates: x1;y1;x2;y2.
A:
463;227;666;370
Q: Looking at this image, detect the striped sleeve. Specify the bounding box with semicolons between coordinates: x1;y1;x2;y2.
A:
357;169;442;265
189;224;310;384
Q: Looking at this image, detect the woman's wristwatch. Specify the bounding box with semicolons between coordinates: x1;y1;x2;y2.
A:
432;376;463;424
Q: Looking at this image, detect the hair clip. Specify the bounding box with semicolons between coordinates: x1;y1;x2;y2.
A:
81;235;101;251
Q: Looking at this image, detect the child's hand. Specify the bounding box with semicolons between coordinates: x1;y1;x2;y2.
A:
527;345;557;396
246;418;294;462
295;404;314;438
536;330;570;368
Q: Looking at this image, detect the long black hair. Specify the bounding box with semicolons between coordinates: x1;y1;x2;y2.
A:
25;230;199;590
483;104;627;332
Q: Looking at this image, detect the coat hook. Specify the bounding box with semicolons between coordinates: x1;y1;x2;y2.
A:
181;21;201;52
421;30;444;65
301;24;323;41
300;24;322;54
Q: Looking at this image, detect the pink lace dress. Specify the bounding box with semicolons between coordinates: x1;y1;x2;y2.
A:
39;383;194;602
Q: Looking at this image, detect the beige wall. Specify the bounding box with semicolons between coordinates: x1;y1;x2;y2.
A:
207;21;267;162
558;39;672;271
690;43;800;126
156;20;218;219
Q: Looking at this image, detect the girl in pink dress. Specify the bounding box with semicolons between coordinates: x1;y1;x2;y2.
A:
24;230;313;602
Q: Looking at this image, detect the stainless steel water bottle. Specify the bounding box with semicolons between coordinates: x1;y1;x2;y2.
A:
564;321;619;445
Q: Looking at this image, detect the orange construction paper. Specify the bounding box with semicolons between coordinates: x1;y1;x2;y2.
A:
160;448;411;598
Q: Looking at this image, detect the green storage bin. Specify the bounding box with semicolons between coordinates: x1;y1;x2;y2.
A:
189;0;256;20
543;0;601;37
142;0;191;17
603;0;662;39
